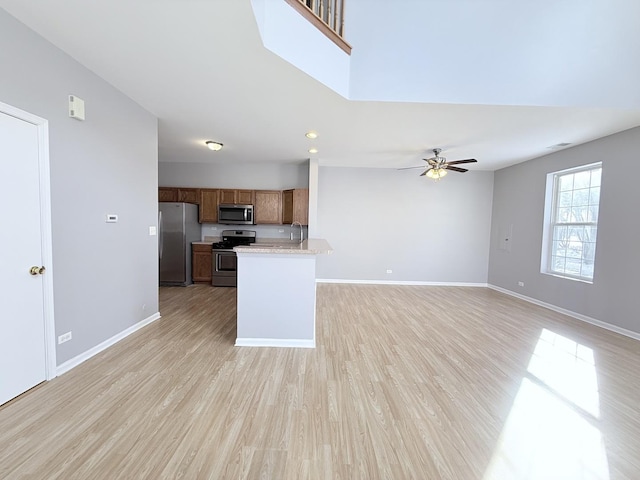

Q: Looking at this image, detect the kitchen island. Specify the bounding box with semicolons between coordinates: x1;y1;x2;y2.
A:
233;238;332;348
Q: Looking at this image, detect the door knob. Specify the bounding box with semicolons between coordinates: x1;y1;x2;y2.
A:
29;266;46;275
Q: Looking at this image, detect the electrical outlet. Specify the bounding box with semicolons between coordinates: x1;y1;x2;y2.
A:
278;229;284;233
518;281;525;287
386;269;393;274
58;331;72;344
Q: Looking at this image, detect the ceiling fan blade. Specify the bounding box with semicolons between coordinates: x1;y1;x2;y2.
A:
445;159;477;165
419;168;431;177
397;165;426;170
445;166;469;173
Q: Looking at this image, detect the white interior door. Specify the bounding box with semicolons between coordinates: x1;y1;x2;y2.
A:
0;110;48;405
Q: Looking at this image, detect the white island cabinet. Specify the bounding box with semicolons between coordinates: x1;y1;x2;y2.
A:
233;239;332;348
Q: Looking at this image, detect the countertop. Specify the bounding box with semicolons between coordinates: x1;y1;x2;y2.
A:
234;238;333;255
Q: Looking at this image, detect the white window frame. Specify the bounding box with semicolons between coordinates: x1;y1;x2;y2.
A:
541;162;602;283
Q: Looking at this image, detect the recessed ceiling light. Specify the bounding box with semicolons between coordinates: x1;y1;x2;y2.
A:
305;131;318;139
205;141;223;151
308;148;318;154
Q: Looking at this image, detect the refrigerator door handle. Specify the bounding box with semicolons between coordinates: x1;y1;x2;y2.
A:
158;210;163;260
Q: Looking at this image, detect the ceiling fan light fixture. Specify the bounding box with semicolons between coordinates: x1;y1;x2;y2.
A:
426;168;447;180
205;141;223;151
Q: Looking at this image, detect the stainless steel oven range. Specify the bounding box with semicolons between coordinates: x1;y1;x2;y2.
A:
211;230;256;287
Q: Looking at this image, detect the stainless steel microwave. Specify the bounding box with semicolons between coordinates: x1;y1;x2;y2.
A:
218;204;254;225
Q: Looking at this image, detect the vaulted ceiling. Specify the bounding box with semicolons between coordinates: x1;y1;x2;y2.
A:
1;0;639;170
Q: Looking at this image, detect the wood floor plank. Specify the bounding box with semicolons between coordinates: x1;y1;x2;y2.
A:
1;284;639;479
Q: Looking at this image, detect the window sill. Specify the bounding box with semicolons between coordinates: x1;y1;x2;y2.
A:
541;271;594;285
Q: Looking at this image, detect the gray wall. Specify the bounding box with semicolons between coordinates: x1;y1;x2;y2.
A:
159;161;309;190
488;127;640;334
316;167;494;283
0;9;159;364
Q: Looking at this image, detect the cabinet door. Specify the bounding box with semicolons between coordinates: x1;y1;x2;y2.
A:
218;189;236;204
199;189;219;223
254;190;282;224
159;187;178;202
237;189;255;205
282;189;309;225
192;244;212;283
178;188;200;204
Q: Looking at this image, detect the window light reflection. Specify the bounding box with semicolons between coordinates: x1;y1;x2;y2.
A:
483;329;609;480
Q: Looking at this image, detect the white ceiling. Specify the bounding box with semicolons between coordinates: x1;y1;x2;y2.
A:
1;0;640;171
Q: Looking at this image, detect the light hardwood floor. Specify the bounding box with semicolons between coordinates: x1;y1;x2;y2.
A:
1;284;639;479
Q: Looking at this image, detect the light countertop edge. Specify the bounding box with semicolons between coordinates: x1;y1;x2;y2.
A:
234;238;333;255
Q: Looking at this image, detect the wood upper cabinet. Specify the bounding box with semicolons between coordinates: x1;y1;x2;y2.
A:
199;189;219;223
254;190;282;224
282;188;309;225
219;189;255;205
158;187;178;202
237;189;255;205
178;188;200;205
159;187;199;204
192;243;212;284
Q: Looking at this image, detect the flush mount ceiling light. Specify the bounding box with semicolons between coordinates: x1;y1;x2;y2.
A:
308;148;318;154
205;141;223;151
305;131;318;139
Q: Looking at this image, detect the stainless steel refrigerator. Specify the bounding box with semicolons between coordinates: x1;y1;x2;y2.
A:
159;202;200;286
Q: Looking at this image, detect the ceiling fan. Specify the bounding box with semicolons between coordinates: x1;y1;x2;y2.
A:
399;148;478;180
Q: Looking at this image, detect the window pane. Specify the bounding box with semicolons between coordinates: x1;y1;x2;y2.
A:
589;187;600;206
588;206;599;223
552;240;567;257
591;168;601;187
565;258;582;275
572;188;590;207
558;207;571;222
581;262;595;279
571;206;589;222
559;174;574;191
559;191;573;207
553;225;568;241
574;170;591;189
551;256;565;272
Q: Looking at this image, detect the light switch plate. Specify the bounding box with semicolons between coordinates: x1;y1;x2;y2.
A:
149;226;157;235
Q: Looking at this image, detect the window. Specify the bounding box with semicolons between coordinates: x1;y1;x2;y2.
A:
541;163;602;282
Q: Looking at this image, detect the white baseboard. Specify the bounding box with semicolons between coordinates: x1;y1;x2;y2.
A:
235;338;315;348
56;312;162;376
488;284;640;342
317;279;488;287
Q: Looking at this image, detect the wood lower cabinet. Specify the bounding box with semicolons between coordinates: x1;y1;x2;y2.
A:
199;189;219;223
254;190;282;224
159;187;178;202
282;188;309;225
192;244;212;284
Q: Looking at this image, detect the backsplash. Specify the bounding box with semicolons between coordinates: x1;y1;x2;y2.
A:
201;223;308;241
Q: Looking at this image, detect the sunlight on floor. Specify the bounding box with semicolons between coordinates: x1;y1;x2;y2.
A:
483;329;610;480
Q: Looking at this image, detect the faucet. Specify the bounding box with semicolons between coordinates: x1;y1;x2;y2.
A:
290;221;303;243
